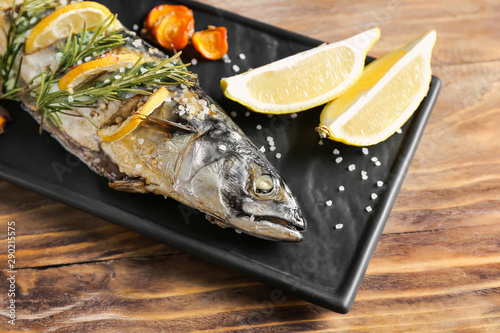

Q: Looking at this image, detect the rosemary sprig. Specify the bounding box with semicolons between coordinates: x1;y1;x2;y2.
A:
34;52;196;131
57;14;126;73
0;0;60;94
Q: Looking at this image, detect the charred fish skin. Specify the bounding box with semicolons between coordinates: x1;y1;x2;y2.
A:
0;0;306;242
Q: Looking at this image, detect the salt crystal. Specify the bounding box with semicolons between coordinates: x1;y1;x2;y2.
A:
325;200;332;206
132;39;142;48
84;56;92;62
375;161;381;166
67;95;74;102
256;124;262;130
396;128;403;134
335;157;343;164
136;164;142;169
232;64;240;72
371;157;378;162
333;149;340;155
365;206;373;212
219;144;227;151
230;111;237;117
76;60;83;65
132;24;139;31
270;146;276;151
222;54;231;63
140;67;148;74
191;58;198;65
377;181;384;187
260;146;266;153
318;140;324;146
276;153;282;159
29;17;36;24
362;147;369;155
238;53;246;60
361;170;367;176
290;113;298;119
371;193;378;200
335;223;343;230
114;75;122;80
245;111;251;117
348;164;356;171
138;138;144;144
119;67;125;73
266;136;273;142
338;185;345;191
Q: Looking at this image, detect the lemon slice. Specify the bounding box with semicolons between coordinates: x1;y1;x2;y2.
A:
317;30;436;146
220;28;380;114
98;86;170;143
58;53;140;90
25;1;116;54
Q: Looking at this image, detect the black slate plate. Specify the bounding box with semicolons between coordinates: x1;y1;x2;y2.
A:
0;0;441;313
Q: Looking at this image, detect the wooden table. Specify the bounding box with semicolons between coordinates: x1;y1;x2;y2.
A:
2;0;500;331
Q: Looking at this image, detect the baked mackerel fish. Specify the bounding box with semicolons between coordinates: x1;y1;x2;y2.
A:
0;0;306;241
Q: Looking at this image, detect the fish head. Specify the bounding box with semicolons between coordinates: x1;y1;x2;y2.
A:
216;153;306;242
178;128;306;242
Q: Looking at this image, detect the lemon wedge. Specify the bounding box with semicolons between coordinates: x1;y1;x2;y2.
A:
25;1;116;54
58;53;140;90
98;86;170;143
317;30;436;146
220;28;380;114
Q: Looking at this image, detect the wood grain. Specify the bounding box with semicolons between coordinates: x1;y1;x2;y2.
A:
1;0;500;331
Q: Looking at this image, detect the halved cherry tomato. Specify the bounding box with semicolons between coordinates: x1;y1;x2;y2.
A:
144;4;193;30
192;26;228;60
144;4;194;51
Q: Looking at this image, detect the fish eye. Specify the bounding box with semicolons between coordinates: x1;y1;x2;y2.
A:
255;174;275;194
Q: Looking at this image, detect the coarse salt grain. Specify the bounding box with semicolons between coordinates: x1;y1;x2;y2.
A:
140;67;148;74
136;164;142;169
132;39;142;48
339;185;345;191
270;146;276;151
219;144;227;151
375;161;381;166
77;60;82;65
276;153;282;159
138;138;144;144
222;54;231;63
371;193;378;200
191;58;198;65
333;149;340;155
362;147;369;155
256;124;262;130
119;67;125;73
68;95;74;102
245;111;250;117
238;53;246;60
348;164;356;171
318;140;324;145
335;157;343;163
396;128;403;134
114;75;122;80
266;136;273;142
132;24;139;31
371;157;378;162
335;223;343;230
365;206;373;212
325;200;332;206
377;181;384;187
260;146;266;153
290;113;298;119
103;79;110;84
84;56;92;62
232;64;240;72
230;111;237;117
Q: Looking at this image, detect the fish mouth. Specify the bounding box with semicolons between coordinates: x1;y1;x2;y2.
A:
226;214;305;242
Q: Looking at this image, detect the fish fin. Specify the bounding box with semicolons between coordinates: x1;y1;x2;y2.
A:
136;114;196;134
108;178;151;193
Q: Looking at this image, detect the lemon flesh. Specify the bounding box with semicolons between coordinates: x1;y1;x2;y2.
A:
25;1;115;54
221;28;380;114
318;30;436;146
